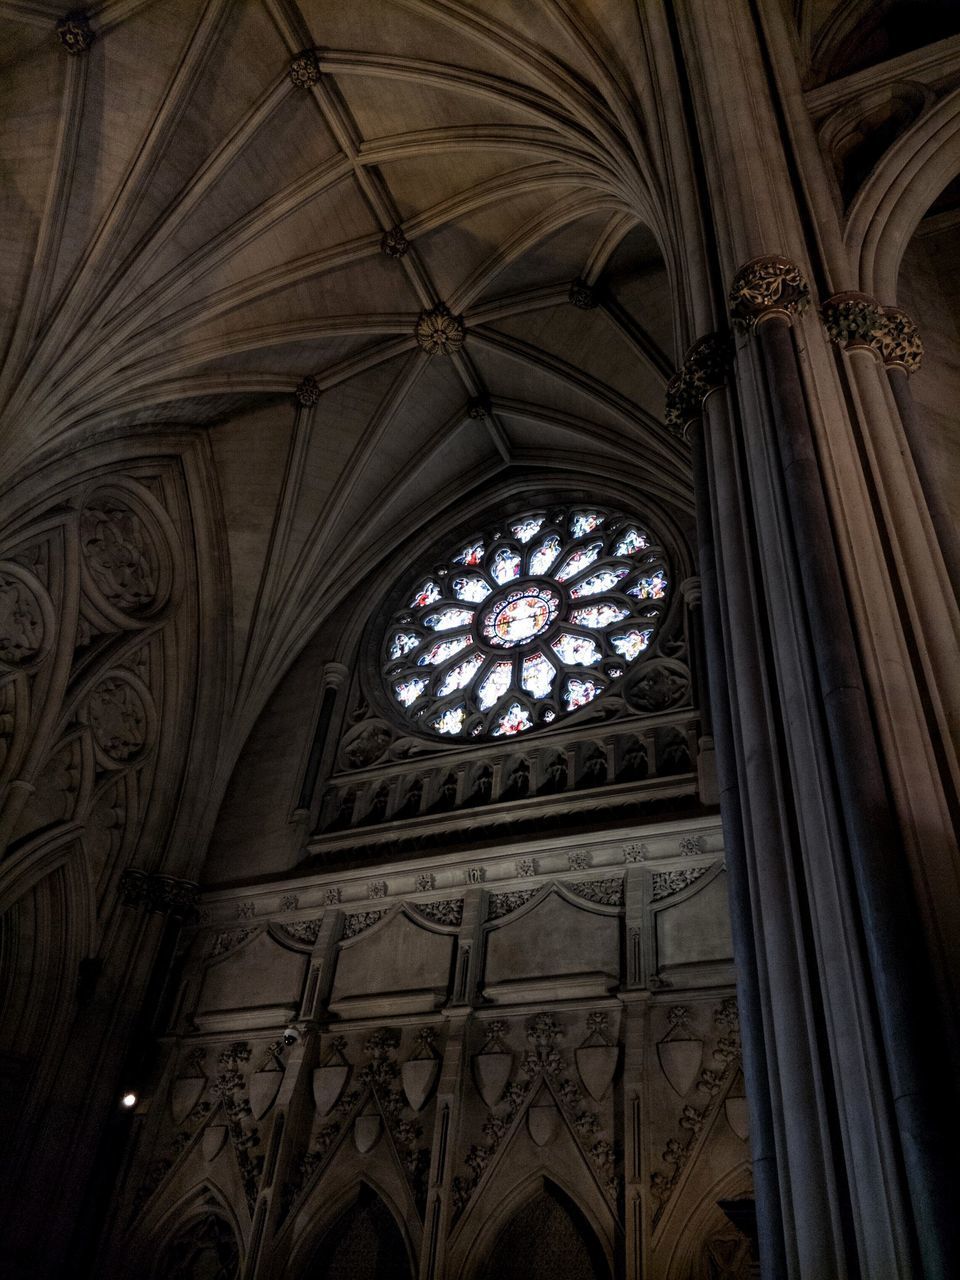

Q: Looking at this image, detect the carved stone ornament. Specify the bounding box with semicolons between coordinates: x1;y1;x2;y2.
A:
249;1058;284;1120
656;1006;703;1097
820;291;884;348
569;278;598;310
295;374;321;406
473;1021;513;1108
729;256;811;329
0;563;52;670
528;1099;561;1146
652;863;713;901
278;916;323;946
568;876;624;906
487;888;537;920
381;226;409;259
401;1028;441;1112
627;660;690;713
79;498;159;614
575;1012;619;1101
664;333;732;438
57;10;94;54
354;1113;382;1153
289;48;320;88
314;1038;350;1115
876;307;924;372
202;1125;228;1163
466;394;490;418
412;898;463;926
340;720;392;769
415;304;465;355
87;672;151;764
342;910;383;938
119;868;197;917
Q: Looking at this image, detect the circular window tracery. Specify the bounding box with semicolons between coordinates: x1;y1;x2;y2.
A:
382;505;670;740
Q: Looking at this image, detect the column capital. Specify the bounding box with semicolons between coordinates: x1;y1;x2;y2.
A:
729;256;810;330
664;332;732;439
820;295;923;373
876;307;924;373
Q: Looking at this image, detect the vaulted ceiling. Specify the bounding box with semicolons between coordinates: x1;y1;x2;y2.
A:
1;1;699;811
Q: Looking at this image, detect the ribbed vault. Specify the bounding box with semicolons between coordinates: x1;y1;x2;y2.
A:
0;0;693;838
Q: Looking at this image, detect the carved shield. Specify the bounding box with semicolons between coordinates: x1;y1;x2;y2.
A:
724;1095;750;1141
354;1114;382;1154
657;1038;703;1097
313;1064;350;1116
202;1125;228;1163
575;1044;619;1101
473;1051;512;1109
401;1058;440;1113
249;1067;283;1120
171;1075;206;1125
527;1103;560;1147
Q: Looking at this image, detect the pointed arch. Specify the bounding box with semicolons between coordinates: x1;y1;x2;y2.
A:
285;1176;417;1280
459;1172;612;1280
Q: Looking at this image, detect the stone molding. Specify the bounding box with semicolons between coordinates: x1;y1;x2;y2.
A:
729;256;810;329
119;868;198;917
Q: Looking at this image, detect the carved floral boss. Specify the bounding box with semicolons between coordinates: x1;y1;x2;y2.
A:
381;504;671;740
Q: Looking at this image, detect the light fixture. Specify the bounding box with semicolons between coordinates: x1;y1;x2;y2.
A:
121;1092;137;1109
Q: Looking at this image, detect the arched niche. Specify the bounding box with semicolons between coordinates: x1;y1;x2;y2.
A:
300;1183;414;1280
468;1179;610;1280
153;1210;240;1280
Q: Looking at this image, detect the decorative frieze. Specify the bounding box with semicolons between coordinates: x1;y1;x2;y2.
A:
568;876;624;907
342;910;383;938
277;916;323;946
119;868;197;917
729;256;810;329
487;889;538;921
411;898;463;927
415;304;465;355
652;864;713;901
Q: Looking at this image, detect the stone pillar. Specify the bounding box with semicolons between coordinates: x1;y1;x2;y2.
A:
666;337;786;1280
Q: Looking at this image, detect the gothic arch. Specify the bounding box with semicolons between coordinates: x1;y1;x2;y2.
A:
147;1182;244;1280
284;1176;417;1280
845;86;960;298
663;1162;754;1280
457;1172;612;1280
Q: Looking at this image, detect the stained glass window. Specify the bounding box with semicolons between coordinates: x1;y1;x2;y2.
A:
381;503;671;739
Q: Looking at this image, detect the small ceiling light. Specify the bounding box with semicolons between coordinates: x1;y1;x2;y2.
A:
121;1092;137;1109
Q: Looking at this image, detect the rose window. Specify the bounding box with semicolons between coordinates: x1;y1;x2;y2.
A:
382;505;670;739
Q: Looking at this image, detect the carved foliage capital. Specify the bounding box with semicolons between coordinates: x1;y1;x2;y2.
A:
820;296;923;371
415;305;465;356
876;307;923;372
664;333;732;438
729;256;810;329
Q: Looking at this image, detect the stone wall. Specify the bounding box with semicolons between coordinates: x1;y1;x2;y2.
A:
101;819;752;1279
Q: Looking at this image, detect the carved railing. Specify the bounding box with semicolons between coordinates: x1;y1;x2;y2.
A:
308;708;702;854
